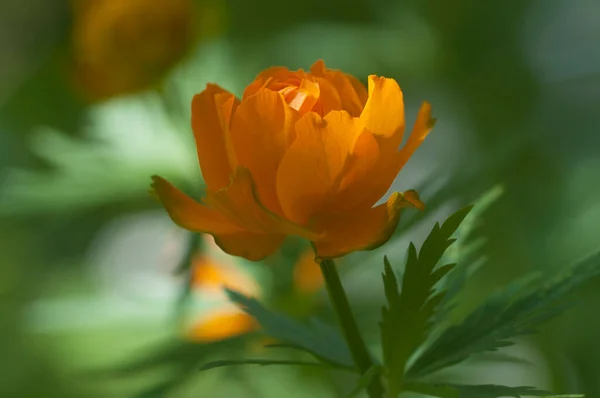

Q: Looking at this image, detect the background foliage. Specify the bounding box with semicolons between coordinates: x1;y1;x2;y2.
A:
1;0;599;396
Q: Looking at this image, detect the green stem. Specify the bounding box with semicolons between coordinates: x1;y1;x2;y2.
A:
318;258;384;398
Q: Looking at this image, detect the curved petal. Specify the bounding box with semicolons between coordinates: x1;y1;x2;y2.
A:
399;101;436;163
310;59;367;117
313;190;424;259
314;77;342;115
359;75;405;146
151;176;243;234
230;89;300;215
276;111;362;225
333;102;435;211
330;130;382;211
205;167;321;240
285;79;320;114
242;67;305;99
187;310;257;342
213;231;286;261
191;84;239;192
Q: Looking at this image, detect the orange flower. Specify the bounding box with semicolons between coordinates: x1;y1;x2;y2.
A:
185;238;321;343
184;236;260;342
152;60;434;261
70;0;220;101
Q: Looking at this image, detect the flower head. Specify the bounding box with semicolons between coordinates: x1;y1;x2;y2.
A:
152;60;434;261
70;0;218;101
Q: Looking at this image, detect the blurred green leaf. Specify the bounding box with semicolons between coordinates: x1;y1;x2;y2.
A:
405;381;554;397
226;289;354;369
0;96;200;216
434;186;504;324
345;366;381;398
199;359;325;372
380;206;473;395
408;249;600;379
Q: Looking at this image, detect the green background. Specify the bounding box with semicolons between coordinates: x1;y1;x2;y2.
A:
1;0;599;396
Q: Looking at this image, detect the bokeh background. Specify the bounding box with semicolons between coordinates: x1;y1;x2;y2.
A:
1;0;599;397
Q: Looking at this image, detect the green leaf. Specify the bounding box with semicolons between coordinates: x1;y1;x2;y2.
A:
226;288;354;369
408;249;600;379
439;384;552;398
380;206;473;395
345;366;381;398
430;186;503;332
198;359;326;372
404;382;566;398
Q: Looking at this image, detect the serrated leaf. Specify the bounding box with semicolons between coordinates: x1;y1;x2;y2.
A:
226;288;354;369
427;187;502;344
380;206;473;395
408;249;600;379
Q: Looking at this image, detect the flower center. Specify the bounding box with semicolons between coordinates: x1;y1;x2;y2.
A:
277;78;321;114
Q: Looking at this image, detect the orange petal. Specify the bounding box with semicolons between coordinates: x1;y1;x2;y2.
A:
151;176;243;234
286;79;320;114
359;75;405;146
191;84;240;192
187;310;257;342
205;167;320;240
242;67;301;100
310;59;368;117
230;89;300;215
213;231;286;261
314;77;343;115
276;111;362;225
313;190;424;259
330;130;382;211
352;101;435;208
333;101;435;211
398;101;436;164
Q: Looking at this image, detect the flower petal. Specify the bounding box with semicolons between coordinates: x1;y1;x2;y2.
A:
310;60;367;117
230;89;300;215
314;77;342;115
333;102;435;211
242;67;302;100
191;84;239;192
151;175;242;234
359;75;405;145
285;79;320;114
313;190;424;259
331;130;381;211
398;101;436;163
276;111;362;225
213;231;286;261
205;167;321;240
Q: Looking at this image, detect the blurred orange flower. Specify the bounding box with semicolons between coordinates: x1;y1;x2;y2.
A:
152;60;434;261
184;236;260;342
70;0;220;101
185;237;322;343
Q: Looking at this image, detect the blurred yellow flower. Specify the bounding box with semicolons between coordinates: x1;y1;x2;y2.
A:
70;0;221;101
152;60;434;261
293;249;324;294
